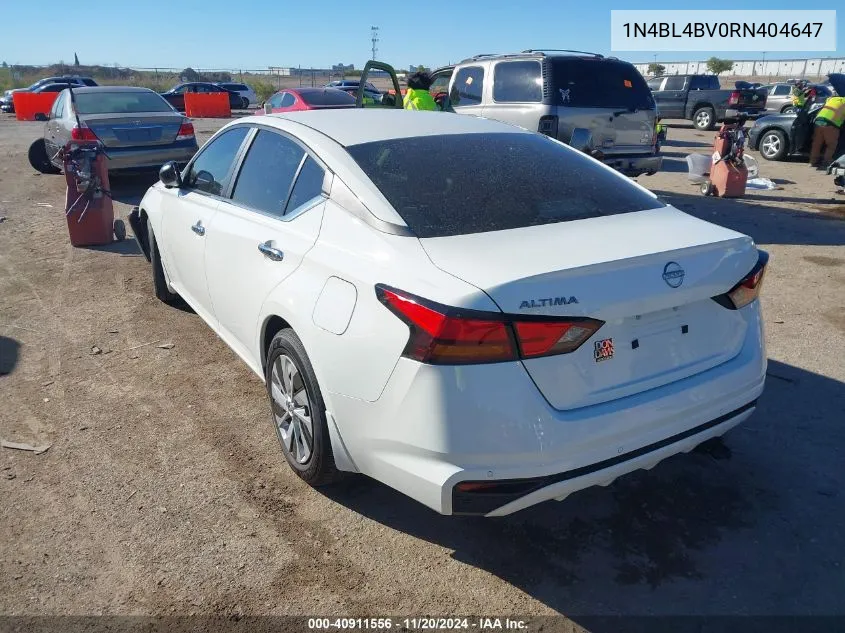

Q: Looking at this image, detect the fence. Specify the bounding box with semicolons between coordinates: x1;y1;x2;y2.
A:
633;57;845;79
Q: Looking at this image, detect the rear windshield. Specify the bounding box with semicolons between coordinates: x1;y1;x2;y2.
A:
551;59;654;110
301;90;356;106
74;91;174;114
346;133;663;238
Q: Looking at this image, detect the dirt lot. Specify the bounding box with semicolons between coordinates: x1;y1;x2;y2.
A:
1;114;844;631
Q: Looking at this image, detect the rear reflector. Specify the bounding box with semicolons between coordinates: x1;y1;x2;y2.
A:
728;90;740;106
176;121;195;141
70;125;98;141
714;250;769;310
376;285;603;365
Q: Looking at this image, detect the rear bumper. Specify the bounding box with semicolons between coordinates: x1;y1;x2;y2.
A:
725;108;765;120
104;142;197;171
602;153;662;176
328;304;766;516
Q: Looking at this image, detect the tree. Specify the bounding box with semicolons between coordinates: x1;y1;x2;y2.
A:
647;62;665;76
706;57;734;75
180;67;199;82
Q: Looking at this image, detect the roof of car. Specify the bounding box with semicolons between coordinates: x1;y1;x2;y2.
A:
255;109;529;146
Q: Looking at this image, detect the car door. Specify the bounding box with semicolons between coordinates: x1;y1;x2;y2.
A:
656;75;687;118
43;91;67;159
204;126;327;367
158;125;251;323
449;65;486;117
356;61;403;108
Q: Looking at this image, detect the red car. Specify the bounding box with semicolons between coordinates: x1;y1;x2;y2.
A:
262;88;356;113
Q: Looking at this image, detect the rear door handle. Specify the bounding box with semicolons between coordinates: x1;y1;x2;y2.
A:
191;221;205;236
258;240;284;261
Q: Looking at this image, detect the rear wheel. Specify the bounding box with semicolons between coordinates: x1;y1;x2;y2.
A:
28;139;61;174
240;97;250;109
781;105;797;114
693;106;715;131
758;129;787;161
113;219;126;242
266;328;339;486
147;218;179;305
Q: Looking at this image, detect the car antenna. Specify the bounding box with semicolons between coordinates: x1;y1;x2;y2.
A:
67;82;84;133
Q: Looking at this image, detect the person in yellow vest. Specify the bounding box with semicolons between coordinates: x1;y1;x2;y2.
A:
403;71;439;111
809;95;845;168
791;81;808;109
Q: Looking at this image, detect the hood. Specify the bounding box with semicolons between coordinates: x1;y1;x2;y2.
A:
753;112;796;126
828;74;845;96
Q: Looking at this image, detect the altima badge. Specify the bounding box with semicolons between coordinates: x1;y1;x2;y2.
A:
519;297;578;309
662;262;685;288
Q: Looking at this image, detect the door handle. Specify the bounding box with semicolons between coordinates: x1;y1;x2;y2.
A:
191;221;205;236
258;240;284;261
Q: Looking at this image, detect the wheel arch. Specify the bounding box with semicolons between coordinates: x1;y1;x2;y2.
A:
261;313;293;371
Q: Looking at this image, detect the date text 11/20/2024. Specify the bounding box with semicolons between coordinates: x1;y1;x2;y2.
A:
308;618;529;630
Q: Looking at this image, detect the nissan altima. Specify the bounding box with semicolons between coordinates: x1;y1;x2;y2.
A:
131;110;767;516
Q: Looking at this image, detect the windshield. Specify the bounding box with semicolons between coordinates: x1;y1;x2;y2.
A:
551;58;654;110
74;91;174;114
346;133;663;238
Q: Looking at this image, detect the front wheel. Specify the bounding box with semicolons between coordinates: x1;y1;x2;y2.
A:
266;329;339;486
147;218;179;305
240;97;249;109
781;105;797;114
758;129;787;161
693;106;715;131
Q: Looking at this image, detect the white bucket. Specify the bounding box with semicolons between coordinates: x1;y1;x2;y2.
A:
686;153;711;183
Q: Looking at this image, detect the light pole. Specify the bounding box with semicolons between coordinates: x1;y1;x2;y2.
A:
371;26;379;61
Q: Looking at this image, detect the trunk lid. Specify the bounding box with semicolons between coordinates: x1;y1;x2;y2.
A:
80;112;184;148
733;83;768;110
419;206;758;410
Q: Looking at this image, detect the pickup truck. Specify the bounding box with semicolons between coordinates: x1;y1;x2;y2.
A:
647;74;767;130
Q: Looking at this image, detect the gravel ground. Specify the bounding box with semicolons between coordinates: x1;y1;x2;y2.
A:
1;114;843;631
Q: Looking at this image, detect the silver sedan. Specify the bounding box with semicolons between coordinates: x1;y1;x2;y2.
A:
41;86;198;172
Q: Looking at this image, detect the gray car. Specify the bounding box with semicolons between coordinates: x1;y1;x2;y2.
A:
762;83;794;113
430;51;661;177
42;86;197;171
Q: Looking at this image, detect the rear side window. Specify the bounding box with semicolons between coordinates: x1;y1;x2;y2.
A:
224;83;248;91
551;59;654;109
186;127;249;196
493;61;542;103
347;133;663;238
690;75;718;90
81;78;98;86
231;130;305;217
280;93;296;107
773;85;790;96
450;66;484;107
664;76;686;91
286;157;325;213
300;90;356;106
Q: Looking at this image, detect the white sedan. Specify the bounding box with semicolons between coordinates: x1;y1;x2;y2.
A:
131;110;768;516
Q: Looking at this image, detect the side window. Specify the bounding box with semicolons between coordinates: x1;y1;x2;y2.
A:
647;77;664;91
664;76;686;91
286;157;325;214
429;72;451;95
185;127;249;196
774;85;790;96
173;85;187;94
280;93;296;108
51;92;66;118
493;61;542;103
231;130;305;217
267;93;283;108
450;66;484;107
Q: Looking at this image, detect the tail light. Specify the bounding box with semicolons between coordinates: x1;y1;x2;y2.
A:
70;125;98;141
728;91;740;106
376;285;603;365
715;250;769;310
538;115;558;138
176;122;195;141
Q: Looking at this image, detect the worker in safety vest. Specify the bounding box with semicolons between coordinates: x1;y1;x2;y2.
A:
791;81;809;108
655;116;667;151
809;95;845;168
403;71;439;111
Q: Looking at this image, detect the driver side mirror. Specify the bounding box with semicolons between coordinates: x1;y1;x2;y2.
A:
159;161;182;188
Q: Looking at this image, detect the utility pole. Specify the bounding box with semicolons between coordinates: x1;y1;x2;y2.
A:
371;26;379;61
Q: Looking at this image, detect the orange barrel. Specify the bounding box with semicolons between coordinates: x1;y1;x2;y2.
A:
13;92;59;121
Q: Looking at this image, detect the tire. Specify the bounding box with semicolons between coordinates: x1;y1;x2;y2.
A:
240;97;250;110
693;106;715;131
28;138;61;174
265;328;339;486
781;105;797;114
758;129;788;161
700;180;714;196
147;218;179;304
113;219;126;242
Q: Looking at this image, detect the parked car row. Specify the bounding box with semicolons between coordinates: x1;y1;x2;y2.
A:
1;75;98;113
159;82;249;111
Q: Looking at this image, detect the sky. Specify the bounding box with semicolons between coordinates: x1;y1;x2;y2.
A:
1;0;842;71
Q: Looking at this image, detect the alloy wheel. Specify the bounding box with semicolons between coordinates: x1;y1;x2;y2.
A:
695;110;711;128
761;133;781;159
270;354;313;464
